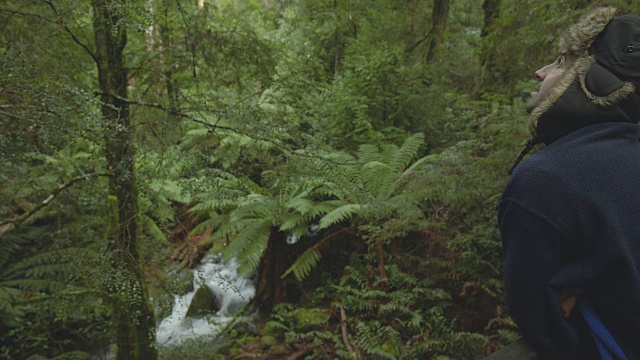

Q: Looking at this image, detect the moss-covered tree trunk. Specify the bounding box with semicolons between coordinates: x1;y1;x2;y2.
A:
426;0;452;63
92;1;158;359
479;0;501;91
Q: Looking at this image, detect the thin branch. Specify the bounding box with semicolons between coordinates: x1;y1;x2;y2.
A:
340;304;359;360
16;289;112;304
96;92;358;166
42;0;100;66
0;3;99;66
0;8;56;23
406;28;435;53
96;91;269;137
0;172;111;228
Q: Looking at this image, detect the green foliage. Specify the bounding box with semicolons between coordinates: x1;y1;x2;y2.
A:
0;0;592;357
158;338;226;360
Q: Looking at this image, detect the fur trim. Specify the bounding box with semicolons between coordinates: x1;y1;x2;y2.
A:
527;56;592;139
558;6;617;56
527;7;635;141
577;58;637;106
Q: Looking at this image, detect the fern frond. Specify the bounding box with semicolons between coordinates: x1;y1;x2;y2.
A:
3;248;99;279
387;194;424;219
50;351;92;360
303;199;343;220
211;218;264;240
189;198;238;214
358;144;383;164
223;219;271;274
279;213;306;233
391;133;425;173
0;285;23;316
283;228;351;280
361;161;393;198
190;215;229;236
234;194;276;219
2;279;69;293
318;204;362;229
141;215;168;244
0;232;28;269
285;197;315;214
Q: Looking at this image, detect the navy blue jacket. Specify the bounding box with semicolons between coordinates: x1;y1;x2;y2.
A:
499;122;640;359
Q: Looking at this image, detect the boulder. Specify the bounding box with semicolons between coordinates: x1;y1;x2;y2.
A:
186;286;221;317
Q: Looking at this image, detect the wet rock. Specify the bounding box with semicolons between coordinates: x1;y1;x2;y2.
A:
225;298;246;315
171;268;194;295
186;287;221;317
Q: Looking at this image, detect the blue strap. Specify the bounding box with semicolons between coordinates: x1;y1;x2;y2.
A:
577;297;628;360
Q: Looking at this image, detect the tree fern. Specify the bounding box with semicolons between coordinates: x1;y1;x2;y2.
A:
189;198;238;213
278;212;307;234
318;204;363;229
222;218;271;274
390;132;425;173
361;161;393;200
190;215;229;237
306;199;344;220
282;228;349;281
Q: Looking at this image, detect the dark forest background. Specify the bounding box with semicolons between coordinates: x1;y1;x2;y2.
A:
1;1;638;359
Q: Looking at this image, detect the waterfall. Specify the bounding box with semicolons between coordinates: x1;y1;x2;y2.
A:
156;256;255;346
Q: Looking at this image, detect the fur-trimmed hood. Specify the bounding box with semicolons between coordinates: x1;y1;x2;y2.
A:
528;6;640;144
510;7;640;174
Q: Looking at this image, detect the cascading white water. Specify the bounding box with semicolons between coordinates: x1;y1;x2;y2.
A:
156;256;255;346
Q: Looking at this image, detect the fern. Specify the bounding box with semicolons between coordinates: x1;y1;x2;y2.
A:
390;132;425;173
278;212;306;233
358;143;383;164
305;199;343;219
190;215;229;236
318;204;363;229
283;228;352;281
361;161;393;200
223;219;271;274
141;215;169;244
189;198;238;213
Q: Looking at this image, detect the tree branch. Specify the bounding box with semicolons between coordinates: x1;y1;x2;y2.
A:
406;28;435;53
42;0;100;66
95;92;358;166
17;289;112;304
0;8;56;23
0;3;99;66
95;91;275;138
0;172;111;229
340;304;360;360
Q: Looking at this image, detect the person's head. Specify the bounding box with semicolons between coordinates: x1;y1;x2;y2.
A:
526;7;640;145
525;52;577;113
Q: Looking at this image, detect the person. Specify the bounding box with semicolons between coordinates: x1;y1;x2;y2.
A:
499;6;640;360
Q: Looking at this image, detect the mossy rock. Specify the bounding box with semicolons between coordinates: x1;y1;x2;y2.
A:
170;268;194;296
186;286;221;317
260;335;277;346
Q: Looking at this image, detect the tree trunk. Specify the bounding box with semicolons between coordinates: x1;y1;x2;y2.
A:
92;1;158;359
481;0;501;38
479;0;501;90
426;0;452;63
375;238;390;290
158;0;179;120
254;228;293;312
333;0;340;77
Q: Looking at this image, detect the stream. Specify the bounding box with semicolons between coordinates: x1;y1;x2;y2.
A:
156;256;255;346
